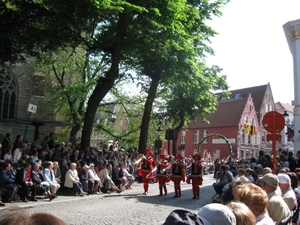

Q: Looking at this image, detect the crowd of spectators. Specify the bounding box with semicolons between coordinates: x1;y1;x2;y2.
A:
0;132;138;206
209;149;300;225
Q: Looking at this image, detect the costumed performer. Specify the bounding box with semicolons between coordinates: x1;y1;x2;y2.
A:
171;153;185;198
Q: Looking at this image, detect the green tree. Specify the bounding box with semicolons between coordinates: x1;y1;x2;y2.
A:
130;0;229;153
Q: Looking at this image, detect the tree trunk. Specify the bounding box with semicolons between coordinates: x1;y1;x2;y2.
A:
138;75;161;154
69;123;80;145
172;107;185;155
80;13;126;150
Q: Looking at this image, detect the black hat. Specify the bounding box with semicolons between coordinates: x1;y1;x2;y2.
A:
162;209;203;225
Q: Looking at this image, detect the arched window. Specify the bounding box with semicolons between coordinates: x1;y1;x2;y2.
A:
0;67;16;119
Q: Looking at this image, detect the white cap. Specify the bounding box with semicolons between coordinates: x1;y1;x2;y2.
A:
277;173;291;184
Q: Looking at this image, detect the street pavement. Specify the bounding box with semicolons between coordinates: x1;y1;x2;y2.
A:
0;173;217;225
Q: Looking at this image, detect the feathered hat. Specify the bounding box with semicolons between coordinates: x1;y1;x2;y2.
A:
193;153;201;160
145;148;152;156
160;153;167;160
175;153;183;160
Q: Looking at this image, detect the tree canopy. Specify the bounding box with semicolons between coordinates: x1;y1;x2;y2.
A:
1;0;230;152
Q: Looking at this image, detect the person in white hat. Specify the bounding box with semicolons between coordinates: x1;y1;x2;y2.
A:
277;173;297;210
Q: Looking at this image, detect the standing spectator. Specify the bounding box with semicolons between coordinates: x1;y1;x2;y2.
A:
12;143;25;165
48;133;55;150
263;154;273;169
1;133;11;158
259;173;290;225
0;162;18;202
43;161;61;196
12;134;23;152
257;150;265;166
41;136;50;152
287;151;296;172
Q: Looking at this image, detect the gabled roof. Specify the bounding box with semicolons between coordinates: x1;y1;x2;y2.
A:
188;98;248;129
215;83;269;114
275;102;294;112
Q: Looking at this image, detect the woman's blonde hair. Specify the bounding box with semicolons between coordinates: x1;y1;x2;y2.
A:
227;202;256;225
234;183;268;217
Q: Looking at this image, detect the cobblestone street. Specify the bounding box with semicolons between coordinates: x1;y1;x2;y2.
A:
0;174;216;225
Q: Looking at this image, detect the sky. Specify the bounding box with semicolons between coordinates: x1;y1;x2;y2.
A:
206;0;300;105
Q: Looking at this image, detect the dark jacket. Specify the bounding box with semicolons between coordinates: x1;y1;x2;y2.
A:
0;169;15;186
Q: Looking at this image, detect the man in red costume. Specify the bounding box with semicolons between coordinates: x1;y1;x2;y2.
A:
171;153;185;198
139;148;153;195
156;153;170;196
187;153;203;199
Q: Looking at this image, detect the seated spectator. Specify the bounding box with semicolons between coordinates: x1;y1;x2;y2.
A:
277;173;297;210
262;167;272;176
79;165;90;193
15;163;37;202
32;136;42;152
122;162;134;189
29;150;39;165
31;162;55;201
60;160;69;185
287;171;300;224
43;161;60;196
234;183;275;224
112;162;123;190
52;144;62;163
213;165;233;196
227;202;256;225
88;163;102;194
64;163;86;196
245;168;254;183
259;173;290;225
98;163;122;194
223;175;250;204
197;203;236;225
53;161;62;184
3;145;13;163
0;162;18;202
